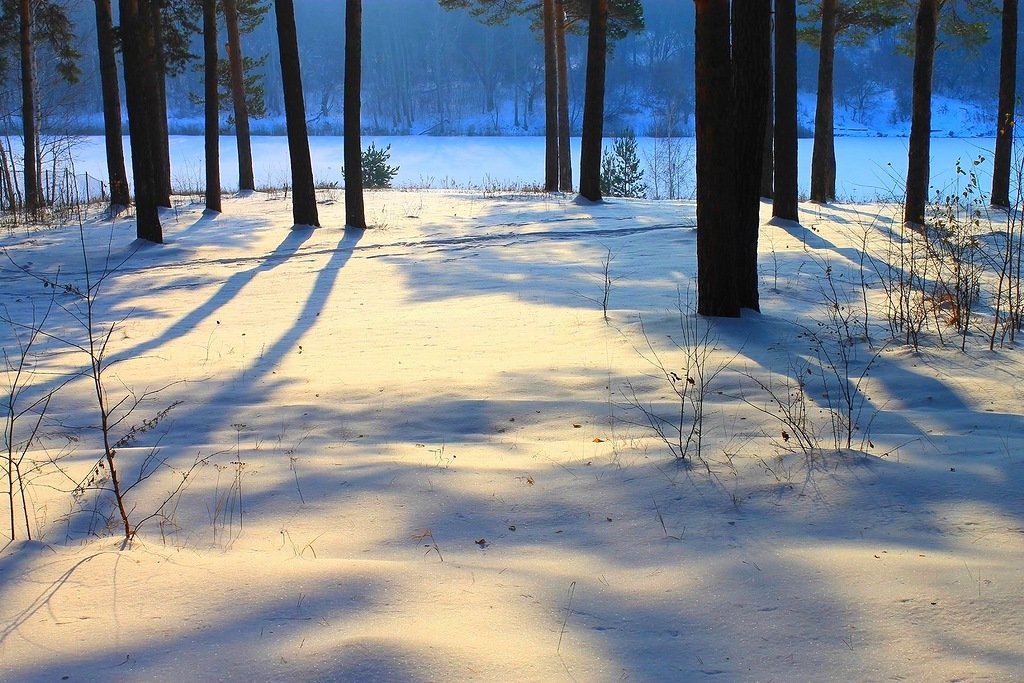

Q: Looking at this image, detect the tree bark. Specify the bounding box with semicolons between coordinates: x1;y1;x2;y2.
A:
810;0;837;203
760;61;774;200
543;0;559;192
224;0;255;192
149;0;172;207
905;0;938;227
274;0;319;227
204;0;221;212
773;0;799;220
579;0;608;201
119;0;163;242
19;0;41;212
555;0;573;192
695;0;739;317
992;0;1017;208
93;0;130;208
344;0;366;229
732;0;771;312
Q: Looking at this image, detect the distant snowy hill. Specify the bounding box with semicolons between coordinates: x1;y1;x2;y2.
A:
799;92;996;139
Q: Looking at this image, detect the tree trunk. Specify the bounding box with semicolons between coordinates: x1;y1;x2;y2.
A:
344;0;366;229
19;0;41;212
773;0;799;220
555;0;573;192
905;0;938;227
810;0;837;203
93;0;130;208
732;0;771;312
760;62;774;200
224;0;255;192
274;0;319;227
149;0;172;207
543;0;559;192
695;0;739;317
992;0;1018;208
578;0;608;201
119;0;163;242
204;0;221;212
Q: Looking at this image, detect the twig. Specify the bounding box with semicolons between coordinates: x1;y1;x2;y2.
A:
557;580;576;654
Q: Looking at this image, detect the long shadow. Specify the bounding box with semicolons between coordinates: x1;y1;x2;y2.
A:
3;195;1023;679
105;225;321;368
142;227;365;449
6;389;1019;679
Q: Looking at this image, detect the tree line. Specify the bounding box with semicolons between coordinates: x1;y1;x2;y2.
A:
2;2;1014;139
1;0;1019;318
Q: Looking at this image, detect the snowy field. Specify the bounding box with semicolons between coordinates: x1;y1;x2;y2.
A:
2;163;1023;679
65;134;1003;202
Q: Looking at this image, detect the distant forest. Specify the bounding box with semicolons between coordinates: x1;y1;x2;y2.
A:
4;0;1016;137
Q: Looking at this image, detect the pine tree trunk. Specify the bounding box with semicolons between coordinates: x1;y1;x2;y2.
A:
760;64;774;200
732;0;770;312
555;0;573;192
93;0;130;208
274;0;319;227
344;0;366;229
695;0;739;317
579;0;608;202
810;0;837;203
119;0;163;242
992;0;1017;209
224;0;255;192
543;0;559;192
773;0;799;221
149;0;172;207
19;0;41;212
905;0;938;227
204;0;221;212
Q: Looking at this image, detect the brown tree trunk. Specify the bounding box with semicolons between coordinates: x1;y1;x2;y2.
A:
810;0;837;203
905;0;938;227
204;0;221;212
224;0;255;192
732;0;771;312
93;0;130;208
761;64;774;200
555;0;572;192
992;0;1017;208
773;0;799;221
543;0;559;192
19;0;41;212
344;0;366;229
149;0;172;207
578;0;608;201
695;0;739;317
274;0;319;227
119;0;163;242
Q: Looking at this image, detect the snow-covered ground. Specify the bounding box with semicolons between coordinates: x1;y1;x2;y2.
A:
64;133;1003;203
1;182;1021;681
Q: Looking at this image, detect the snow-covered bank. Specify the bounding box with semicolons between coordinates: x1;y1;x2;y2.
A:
1;189;1021;681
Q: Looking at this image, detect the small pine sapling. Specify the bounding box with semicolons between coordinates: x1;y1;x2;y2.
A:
600;132;648;198
360;143;400;189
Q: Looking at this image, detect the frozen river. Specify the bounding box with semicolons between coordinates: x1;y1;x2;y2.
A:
69;134;1001;203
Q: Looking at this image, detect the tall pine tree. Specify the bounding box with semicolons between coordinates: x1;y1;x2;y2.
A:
695;0;770;317
578;0;609;201
274;0;319;227
991;0;1017;208
344;0;366;229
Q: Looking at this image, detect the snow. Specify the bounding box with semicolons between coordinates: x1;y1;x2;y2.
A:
2;154;1023;681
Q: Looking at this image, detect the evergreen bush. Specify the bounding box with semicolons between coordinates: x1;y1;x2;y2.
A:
600;132;648;198
361;142;400;188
